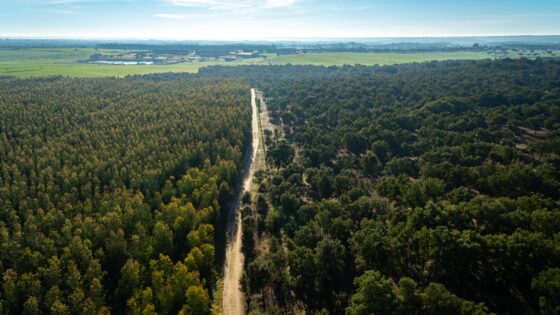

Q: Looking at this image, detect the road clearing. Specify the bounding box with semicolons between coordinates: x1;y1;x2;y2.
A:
223;88;260;315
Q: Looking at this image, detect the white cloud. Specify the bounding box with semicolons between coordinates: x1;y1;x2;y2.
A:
264;0;298;8
43;0;99;3
40;0;131;4
155;13;212;19
166;0;216;6
40;8;80;14
155;13;188;19
167;0;247;10
165;0;299;10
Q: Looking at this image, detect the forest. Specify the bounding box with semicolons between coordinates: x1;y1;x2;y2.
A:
201;59;560;314
1;58;560;315
0;76;251;314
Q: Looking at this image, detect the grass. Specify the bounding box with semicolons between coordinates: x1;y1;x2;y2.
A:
258;50;560;66
1;61;209;77
1;48;559;77
0;48;267;77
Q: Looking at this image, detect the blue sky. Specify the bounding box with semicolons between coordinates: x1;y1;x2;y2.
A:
1;0;559;39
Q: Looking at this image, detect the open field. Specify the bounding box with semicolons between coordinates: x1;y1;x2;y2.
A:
1;48;559;77
0;60;214;77
258;50;560;66
0;48;266;77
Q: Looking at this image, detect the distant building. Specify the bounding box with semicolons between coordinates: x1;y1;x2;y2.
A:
229;51;260;58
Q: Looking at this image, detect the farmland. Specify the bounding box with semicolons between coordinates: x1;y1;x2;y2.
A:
0;48;265;77
259;49;560;66
1;47;559;77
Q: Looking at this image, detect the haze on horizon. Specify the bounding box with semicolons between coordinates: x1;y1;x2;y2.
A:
1;0;559;40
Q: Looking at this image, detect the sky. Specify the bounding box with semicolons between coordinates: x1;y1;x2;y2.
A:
1;0;559;40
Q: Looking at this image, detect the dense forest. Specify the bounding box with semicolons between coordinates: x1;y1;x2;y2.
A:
1;58;560;315
0;76;251;314
202;59;560;314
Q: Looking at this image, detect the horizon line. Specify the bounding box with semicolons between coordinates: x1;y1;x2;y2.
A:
2;34;560;42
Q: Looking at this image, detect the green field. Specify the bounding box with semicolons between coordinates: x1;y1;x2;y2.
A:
1;48;559;77
0;48;266;77
259;50;560;66
259;51;491;65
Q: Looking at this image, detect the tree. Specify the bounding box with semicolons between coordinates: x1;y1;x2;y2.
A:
345;133;368;155
350;221;391;273
421;283;490;315
360;152;381;175
181;285;210;315
532;268;560;315
242;215;256;261
242;192;252;205
314;238;346;298
153;221;174;256
267;141;294;168
347;270;398;315
307;167;334;199
50;300;70;315
23;296;40;315
288;246;317;310
396;277;422;314
117;260;141;303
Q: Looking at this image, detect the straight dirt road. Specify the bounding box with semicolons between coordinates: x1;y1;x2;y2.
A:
223;88;259;315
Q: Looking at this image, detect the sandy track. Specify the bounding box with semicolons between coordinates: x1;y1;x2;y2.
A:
223;88;259;315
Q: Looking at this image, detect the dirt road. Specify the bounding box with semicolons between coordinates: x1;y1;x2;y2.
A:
223;88;259;315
